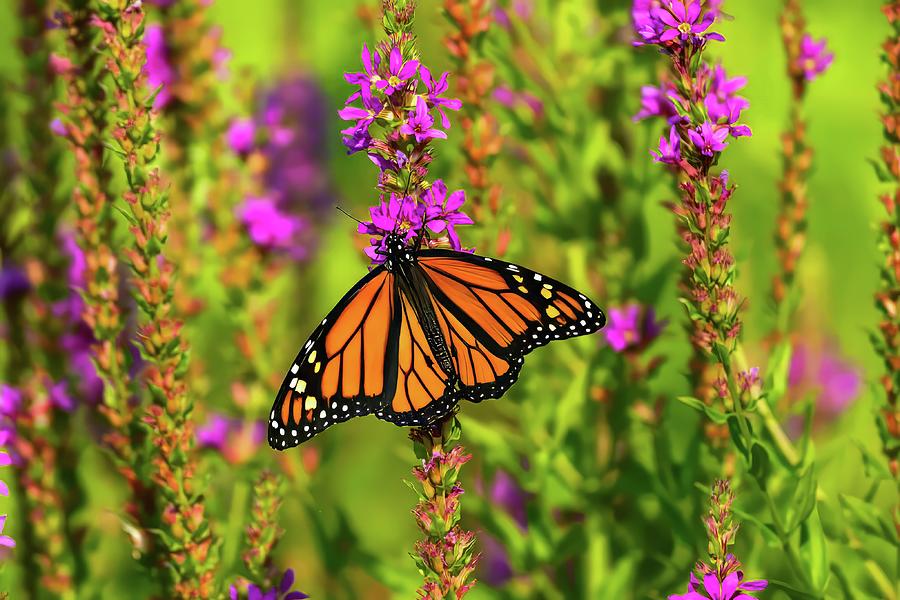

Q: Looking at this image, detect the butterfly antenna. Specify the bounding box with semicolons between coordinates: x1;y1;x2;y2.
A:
335;205;365;226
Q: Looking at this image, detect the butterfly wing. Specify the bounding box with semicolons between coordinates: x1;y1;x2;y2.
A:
375;284;459;427
416;249;606;402
268;266;400;450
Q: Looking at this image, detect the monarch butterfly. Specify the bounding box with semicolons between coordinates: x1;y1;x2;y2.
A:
267;233;606;450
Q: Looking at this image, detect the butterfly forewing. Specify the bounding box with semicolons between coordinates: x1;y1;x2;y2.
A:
268;267;397;450
417;250;605;401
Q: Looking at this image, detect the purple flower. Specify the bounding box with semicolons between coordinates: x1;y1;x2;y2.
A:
490;470;528;529
197;412;266;465
632;0;666;45
704;65;749;125
797;34;834;82
0;515;13;550
480;535;513;586
493;86;544;119
375;46;419;96
789;344;861;416
339;85;384;154
604;304;666;352
651;126;682;164
237;196;307;253
669;571;767;600
358;195;424;263
226;118;256;154
420;66;462;128
230;569;309;600
0;386;21;419
400;97;447;143
423;180;473;250
344;43;382;95
737;367;759;392
50;118;67;137
48;380;75;412
634;84;682;123
688;121;729;156
143;24;173;110
653;0;724;45
0;265;30;300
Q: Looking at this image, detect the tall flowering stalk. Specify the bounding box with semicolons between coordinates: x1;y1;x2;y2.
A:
340;1;477;595
94;2;217;596
410;418;478;599
56;3;154;552
6;1;88;595
635;2;827;592
771;0;833;338
668;480;768;600
874;0;900;527
442;1;502;232
634;0;752;415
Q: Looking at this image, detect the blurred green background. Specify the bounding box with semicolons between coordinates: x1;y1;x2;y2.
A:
0;0;894;598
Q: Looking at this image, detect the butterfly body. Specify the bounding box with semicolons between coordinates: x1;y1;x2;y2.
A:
268;234;605;450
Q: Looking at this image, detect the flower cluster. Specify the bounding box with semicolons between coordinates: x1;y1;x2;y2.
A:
633;0;724;49
771;0;833;324
604;304;667;353
670;480;767;600
636;62;751;168
410;418;479;599
357;180;473;262
339;15;472;263
227;77;333;260
635;2;751;402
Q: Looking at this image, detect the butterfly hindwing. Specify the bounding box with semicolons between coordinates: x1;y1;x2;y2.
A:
268;266;399;450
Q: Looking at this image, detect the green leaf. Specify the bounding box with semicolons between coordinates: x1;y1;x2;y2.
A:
732;507;781;547
676;396;729;424
839;494;899;545
749;442;771;488
786;466;818;533
854;440;895;481
766;579;821;600
799;508;830;592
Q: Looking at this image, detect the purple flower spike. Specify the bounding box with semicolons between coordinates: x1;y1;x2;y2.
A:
423;180;473;250
143;24;173;109
400;97;447;143
652;126;682;164
635;84;682;123
0;265;30;300
420;66;462;128
237;196;307;251
688;121;729;156
797;34;834;82
376;46;419;96
0;515;14;549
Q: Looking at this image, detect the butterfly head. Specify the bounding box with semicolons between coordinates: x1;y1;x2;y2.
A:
382;233;416;272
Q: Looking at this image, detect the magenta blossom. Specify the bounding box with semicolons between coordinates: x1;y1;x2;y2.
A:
652;126;682;164
635;84;682;123
604;304;666;352
230;568;308;600
688;121;729;156
143;24;173;109
400;97;447;143
789;343;861;416
797;34;834;82
226;118;256;155
344;43;383;96
197;413;266;465
704;64;749;125
423;180;473;250
237;196;307;252
420;66;462;128
669;571;767;600
376;46;419;96
358;195;425;262
652;0;724;46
